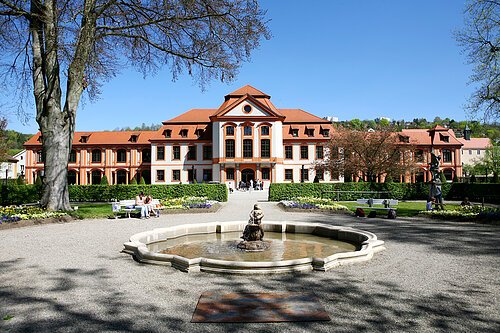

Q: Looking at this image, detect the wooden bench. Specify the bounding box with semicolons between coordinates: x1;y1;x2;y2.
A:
355;198;398;212
112;199;162;218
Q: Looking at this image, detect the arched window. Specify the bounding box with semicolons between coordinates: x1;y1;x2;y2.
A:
225;139;235;158
243;139;253;158
91;149;101;163
117;149;127;163
226;126;234;136
67;170;77;185
91;170;101;184
116;170;127;184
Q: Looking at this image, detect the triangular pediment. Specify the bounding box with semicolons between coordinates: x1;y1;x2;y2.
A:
212;94;284;119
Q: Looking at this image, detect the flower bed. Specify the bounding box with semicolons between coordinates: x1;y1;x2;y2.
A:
279;197;349;212
160;197;219;211
418;205;500;223
0;206;67;225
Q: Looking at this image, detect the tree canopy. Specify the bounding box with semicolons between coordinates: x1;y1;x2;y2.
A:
317;126;417;183
457;0;500;121
0;0;270;210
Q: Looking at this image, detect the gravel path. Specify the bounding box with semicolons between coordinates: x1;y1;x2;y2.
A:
1;190;499;333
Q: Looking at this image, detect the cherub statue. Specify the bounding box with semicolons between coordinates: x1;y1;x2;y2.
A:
430;152;441;181
241;204;264;241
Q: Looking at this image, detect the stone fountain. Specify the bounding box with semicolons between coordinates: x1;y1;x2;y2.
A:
237;204;271;252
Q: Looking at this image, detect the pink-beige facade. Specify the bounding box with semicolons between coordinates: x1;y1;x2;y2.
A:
24;85;338;187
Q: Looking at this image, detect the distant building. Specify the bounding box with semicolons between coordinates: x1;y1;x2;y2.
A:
457;137;492;166
0;156;18;181
323;116;339;122
399;126;463;182
24;85;339;186
13;150;26;178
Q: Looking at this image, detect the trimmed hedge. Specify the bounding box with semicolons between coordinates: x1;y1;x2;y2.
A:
0;184;228;206
446;183;500;204
269;182;457;202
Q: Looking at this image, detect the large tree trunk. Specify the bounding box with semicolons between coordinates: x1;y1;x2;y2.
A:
29;0;95;210
38;105;73;211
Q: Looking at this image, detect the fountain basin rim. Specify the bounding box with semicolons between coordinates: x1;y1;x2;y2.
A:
123;221;385;273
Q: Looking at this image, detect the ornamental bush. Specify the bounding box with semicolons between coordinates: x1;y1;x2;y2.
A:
100;175;109;185
0;183;227;205
268;182;455;202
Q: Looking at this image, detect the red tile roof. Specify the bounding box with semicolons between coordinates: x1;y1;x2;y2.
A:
225;85;270;99
25;131;156;146
401;128;462;146
164;109;215;123
280;109;331;123
457;137;492;149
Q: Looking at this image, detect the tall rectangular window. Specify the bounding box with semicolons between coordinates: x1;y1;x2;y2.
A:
316;170;324;180
37;151;44;163
226;168;235;180
91;149;101;163
156;146;165;160
301;168;309;181
203;169;212;182
172;170;181;181
285;146;293;159
300;146;308;159
261;168;270;180
225;140;235;158
285;169;293;181
243;139;253;158
261;126;269;136
117;149;127;163
316;145;324;159
261;139;270;158
69;150;76;163
203;146;212;160
187;146;197;160
173;146;180;160
156;170;165;181
442;149;452;162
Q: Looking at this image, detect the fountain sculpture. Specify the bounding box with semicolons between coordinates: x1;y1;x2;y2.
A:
237;204;271;251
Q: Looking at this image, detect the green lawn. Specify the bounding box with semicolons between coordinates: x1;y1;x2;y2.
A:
68;203;113;219
338;201;461;217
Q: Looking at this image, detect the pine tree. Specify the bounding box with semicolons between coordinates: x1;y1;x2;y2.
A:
100;175;109;185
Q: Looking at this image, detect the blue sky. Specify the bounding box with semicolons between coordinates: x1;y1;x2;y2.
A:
4;0;473;134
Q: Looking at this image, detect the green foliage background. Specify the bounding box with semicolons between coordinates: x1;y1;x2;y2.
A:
0;184;227;206
269;182;500;204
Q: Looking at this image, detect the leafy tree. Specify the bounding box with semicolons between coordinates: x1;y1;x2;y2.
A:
456;0;500;121
483;145;500;182
0;0;270;210
317;126;417;183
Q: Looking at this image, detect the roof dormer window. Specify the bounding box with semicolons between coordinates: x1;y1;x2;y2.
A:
399;135;410;143
37;135;43;143
196;129;204;138
291;129;299;137
180;129;188;138
306;127;314;137
440;134;449;143
80;135;89;143
130;135;138;143
164;129;172;138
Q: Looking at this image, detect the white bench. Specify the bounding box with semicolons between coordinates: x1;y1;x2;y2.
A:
355;198;398;211
112;199;162;218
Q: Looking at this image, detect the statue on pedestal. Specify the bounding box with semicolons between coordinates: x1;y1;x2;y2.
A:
238;204;271;251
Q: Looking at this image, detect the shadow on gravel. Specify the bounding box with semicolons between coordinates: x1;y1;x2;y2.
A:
303;215;500;257
1;258;499;333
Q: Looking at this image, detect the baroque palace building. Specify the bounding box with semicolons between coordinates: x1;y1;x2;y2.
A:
24;85;338;187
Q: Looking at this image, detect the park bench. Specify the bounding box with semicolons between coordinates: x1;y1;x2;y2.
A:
355;198;398;218
112;199;162;218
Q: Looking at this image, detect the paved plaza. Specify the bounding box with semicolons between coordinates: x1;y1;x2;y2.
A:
1;190;499;332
